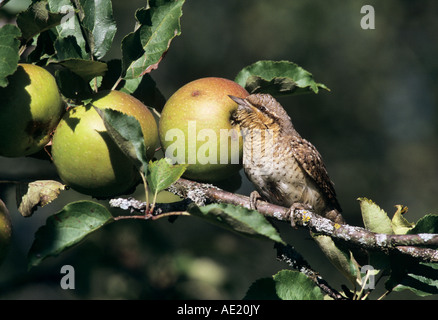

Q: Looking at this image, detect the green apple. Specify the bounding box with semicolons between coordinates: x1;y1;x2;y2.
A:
0;63;64;157
51;90;159;197
0;199;12;265
159;77;249;182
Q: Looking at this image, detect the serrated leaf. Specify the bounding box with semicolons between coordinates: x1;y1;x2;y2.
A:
16;180;66;217
312;234;360;285
188;203;284;244
28;201;113;269
147;158;187;196
121;0;185;79
358;197;393;234
16;0;66;41
391;205;415;235
235;60;329;96
94;107;148;172
0;24;21;87
77;0;117;59
244;270;324;300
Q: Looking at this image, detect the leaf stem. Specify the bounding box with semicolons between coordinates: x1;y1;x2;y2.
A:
140;170;150;213
18;44;27;57
377;290;391;300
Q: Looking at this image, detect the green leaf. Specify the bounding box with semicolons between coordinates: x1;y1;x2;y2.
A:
16;0;66;41
391;205;415;235
188;203;284;244
408;214;438;235
58;59;107;82
0;1;11;9
26;29;56;64
55;67;92;100
244;270;324;300
235;60;329;96
384;214;438;297
77;0;117;59
274;270;324;300
386;260;438;297
0;24;21;88
147;158;188;196
47;0;90;60
94;107;148;172
54;35;86;60
28;201;113;269
243;278;280;300
121;0;185;79
16;180;66;217
312;234;360;285
358;197;393;234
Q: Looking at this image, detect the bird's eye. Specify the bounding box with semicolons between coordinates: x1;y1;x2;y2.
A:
257;105;267;113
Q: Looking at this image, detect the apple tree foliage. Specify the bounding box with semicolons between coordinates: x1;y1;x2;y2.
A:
0;0;438;300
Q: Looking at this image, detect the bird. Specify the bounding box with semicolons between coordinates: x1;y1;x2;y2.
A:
229;93;345;225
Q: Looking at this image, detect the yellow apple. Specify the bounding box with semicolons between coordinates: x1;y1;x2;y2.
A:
159;77;249;182
51;90;159;197
0;63;64;157
0;199;12;265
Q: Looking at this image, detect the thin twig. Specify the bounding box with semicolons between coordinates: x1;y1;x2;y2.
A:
275;243;346;300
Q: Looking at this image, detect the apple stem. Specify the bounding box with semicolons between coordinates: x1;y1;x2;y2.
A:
111;76;123;91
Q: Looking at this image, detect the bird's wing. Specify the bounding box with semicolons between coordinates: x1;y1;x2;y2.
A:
290;136;342;212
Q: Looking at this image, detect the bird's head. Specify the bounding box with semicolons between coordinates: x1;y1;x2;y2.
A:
229;93;295;134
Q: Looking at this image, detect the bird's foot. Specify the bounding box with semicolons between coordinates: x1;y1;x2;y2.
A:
288;202;313;228
249;191;262;211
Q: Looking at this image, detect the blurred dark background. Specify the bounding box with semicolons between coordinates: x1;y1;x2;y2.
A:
0;0;438;299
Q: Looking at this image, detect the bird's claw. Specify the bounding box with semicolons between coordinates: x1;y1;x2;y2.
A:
288;202;313;228
249;191;262;211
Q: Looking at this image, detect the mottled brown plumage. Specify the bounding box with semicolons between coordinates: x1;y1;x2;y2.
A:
230;93;344;224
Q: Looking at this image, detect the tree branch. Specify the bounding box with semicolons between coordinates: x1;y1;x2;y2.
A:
167;178;438;263
110;178;438;263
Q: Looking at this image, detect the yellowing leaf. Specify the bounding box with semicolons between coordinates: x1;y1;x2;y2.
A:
16;180;66;217
358;197;393;234
391;205;415;235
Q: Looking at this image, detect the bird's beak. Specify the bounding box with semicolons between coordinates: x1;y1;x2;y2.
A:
228;95;245;105
229;95;253;112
